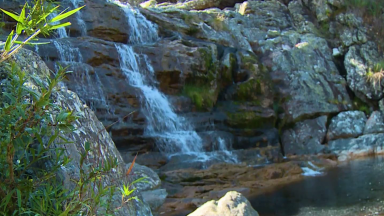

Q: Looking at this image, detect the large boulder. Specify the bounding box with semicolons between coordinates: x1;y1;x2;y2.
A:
364;111;384;135
326;133;384;160
262;32;352;122
5;49;154;216
282;116;327;155
344;42;383;102
326;111;367;141
188;191;259;216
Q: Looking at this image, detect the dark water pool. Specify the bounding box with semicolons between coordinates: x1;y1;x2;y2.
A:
250;157;384;216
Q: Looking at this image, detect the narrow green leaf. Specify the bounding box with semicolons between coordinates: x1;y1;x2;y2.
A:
0;8;20;22
85;141;90;151
16;22;24;35
49;6;85;23
4;30;14;51
36;5;60;25
19;3;26;24
14;40;50;45
17;189;22;208
48;22;71;30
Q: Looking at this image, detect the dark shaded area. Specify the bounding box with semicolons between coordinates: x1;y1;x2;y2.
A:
250;157;384;216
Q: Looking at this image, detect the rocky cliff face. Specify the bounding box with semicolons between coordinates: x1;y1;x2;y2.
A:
2;0;384;163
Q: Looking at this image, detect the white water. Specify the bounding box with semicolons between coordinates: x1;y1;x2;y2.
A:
301;167;323;176
68;0;87;36
109;0;158;44
116;44;204;154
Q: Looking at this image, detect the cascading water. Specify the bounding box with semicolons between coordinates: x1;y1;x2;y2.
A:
47;7;110;112
68;0;87;36
113;0;237;163
115;44;204;154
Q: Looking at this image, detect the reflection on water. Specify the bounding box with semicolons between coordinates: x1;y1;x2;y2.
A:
250;157;384;216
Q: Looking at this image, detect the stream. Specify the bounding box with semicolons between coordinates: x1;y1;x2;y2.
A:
250;157;384;216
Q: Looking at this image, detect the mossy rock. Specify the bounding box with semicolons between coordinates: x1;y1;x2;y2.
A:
182;84;218;111
226;111;276;129
219;52;236;87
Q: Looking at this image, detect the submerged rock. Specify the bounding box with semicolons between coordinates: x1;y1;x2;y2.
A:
326;133;384;160
188;191;259;216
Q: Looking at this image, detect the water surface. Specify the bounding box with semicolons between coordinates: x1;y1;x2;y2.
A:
250;157;384;216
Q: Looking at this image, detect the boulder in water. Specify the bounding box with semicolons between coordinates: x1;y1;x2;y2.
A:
188;191;259;216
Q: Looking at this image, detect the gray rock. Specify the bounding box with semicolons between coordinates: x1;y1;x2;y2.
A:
262;32;351;122
188;191;259;216
141;189;168;211
336;13;367;47
208;188;250;199
326;133;384;158
345;42;383;102
282;116;327;155
364;111;384;134
126;163;162;192
327;111;367;141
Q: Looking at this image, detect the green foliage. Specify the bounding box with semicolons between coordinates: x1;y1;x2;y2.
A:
0;63;145;215
0;1;146;215
182;84;216;111
0;0;84;63
345;0;384;16
352;97;371;115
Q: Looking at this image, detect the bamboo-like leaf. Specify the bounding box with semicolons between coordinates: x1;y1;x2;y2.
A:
13;40;50;45
19;3;26;23
49;5;85;23
17;189;22;208
16;23;24;35
0;8;20;22
4;30;14;51
49;22;71;30
36;5;60;25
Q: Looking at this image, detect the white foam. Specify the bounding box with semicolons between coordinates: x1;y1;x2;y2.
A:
301;167;323;176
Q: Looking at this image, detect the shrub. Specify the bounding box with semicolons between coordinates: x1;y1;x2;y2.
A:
0;1;144;215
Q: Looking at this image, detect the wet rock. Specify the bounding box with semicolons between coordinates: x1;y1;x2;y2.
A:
326;133;384;159
327;111;367;141
344;42;383;102
188;191;259;216
142;189;168;211
364;111;384;134
282;116;327;155
126;163;162;191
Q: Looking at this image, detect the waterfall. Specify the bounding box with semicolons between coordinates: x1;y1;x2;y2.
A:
113;1;237;163
112;0;205;156
48;4;109;112
68;0;87;36
115;44;204;154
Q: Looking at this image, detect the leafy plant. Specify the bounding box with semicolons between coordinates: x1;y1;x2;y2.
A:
0;0;84;63
0;1;148;215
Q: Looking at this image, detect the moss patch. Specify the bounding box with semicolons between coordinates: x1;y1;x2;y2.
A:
226;111;276;129
182;84;217;111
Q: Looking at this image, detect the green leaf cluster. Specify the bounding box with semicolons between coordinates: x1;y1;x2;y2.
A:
0;0;85;63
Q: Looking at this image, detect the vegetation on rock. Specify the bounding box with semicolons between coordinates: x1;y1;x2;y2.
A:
0;1;145;215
